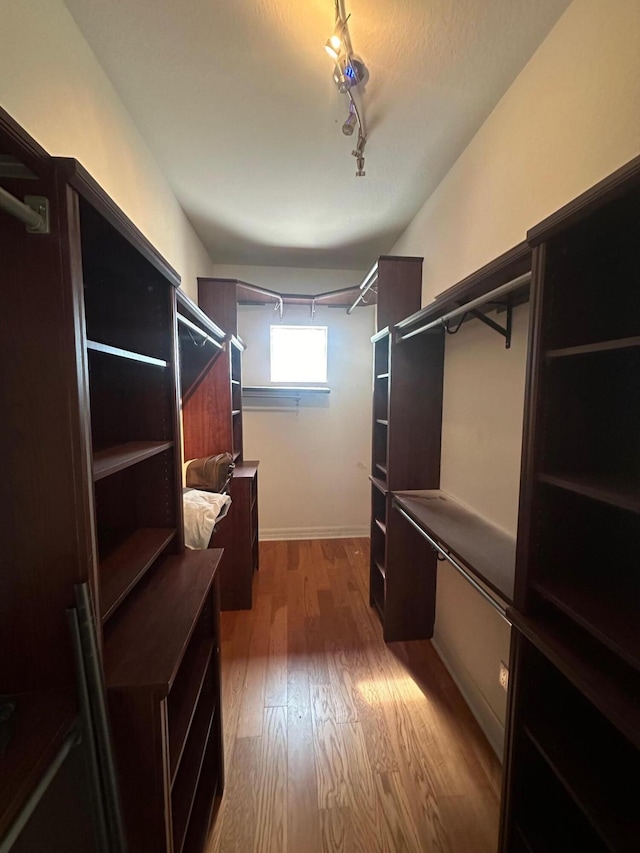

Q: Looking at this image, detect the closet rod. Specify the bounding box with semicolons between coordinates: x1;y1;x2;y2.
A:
347;262;378;314
395;271;531;342
394;503;511;625
177;313;224;349
0;186;47;232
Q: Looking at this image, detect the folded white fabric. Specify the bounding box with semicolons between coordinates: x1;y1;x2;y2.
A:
183;488;232;549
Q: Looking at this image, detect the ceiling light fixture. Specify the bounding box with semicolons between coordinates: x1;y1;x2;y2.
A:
325;1;368;177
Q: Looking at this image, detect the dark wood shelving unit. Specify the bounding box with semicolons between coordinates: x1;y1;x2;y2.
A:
1;114;225;850
372;246;531;642
104;549;223;851
181;279;260;611
501;155;640;850
367;257;446;640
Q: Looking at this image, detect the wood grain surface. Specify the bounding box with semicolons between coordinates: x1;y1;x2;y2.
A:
207;539;500;853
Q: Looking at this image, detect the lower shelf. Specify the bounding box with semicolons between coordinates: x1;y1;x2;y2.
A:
172;691;215;853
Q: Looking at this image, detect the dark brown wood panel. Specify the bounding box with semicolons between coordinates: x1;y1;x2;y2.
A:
182;354;233;461
198;279;240;338
375;256;423;331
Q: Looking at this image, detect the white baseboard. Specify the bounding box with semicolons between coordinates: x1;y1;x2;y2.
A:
259;526;369;541
431;636;505;762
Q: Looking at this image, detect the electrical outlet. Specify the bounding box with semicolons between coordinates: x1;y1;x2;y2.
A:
499;661;509;692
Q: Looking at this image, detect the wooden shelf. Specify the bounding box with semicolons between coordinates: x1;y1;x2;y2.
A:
394;490;515;602
104;549;222;694
100;527;176;622
545;336;640;360
538;472;640;515
87;339;167;368
182;740;221;853
0;691;76;839
373;557;386;580
93;440;173;481
375;462;388;477
531;578;640;671
509;610;640;751
375;517;387;535
376;419;389;426
523;722;636;851
169;639;214;785
369;476;388;495
172;693;215;853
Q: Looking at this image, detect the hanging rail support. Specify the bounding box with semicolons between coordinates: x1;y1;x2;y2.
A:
0;187;49;233
466;302;513;348
395;270;530;343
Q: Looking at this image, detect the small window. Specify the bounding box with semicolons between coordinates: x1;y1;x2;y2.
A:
270;325;328;383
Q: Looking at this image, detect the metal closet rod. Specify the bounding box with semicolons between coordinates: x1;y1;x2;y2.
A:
394;503;511;625
395;271;532;342
177;312;224;349
347;262;378;315
0;186;45;231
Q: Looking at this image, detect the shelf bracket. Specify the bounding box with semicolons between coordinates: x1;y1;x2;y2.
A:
468;302;513;348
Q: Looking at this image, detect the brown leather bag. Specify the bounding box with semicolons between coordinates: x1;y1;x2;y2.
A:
185;452;234;493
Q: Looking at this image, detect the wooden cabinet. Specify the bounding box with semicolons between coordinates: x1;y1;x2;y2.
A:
500;156;640;850
1;109;223;851
199;462;260;611
367;257;444;640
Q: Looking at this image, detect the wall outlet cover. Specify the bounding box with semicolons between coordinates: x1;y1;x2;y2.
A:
499;661;509;691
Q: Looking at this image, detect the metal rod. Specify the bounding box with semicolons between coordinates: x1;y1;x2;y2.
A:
0;186;44;230
0;727;81;853
177;313;224;349
74;584;127;852
67;607;111;853
395;271;531;342
347;262;378;315
243;386;330;395
394;504;511;624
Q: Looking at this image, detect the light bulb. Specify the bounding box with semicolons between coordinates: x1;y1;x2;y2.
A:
324;34;342;61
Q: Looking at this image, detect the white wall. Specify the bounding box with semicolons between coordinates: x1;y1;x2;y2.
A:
0;0;214;298
212;265;374;539
390;0;640;758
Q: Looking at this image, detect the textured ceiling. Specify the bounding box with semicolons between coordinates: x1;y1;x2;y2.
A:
64;0;570;269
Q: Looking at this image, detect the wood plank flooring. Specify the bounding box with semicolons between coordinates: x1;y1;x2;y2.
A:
207;538;501;853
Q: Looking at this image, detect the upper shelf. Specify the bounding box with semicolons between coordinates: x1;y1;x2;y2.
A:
393;489;516;604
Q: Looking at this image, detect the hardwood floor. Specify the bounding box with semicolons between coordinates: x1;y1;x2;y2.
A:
207;538;501;853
